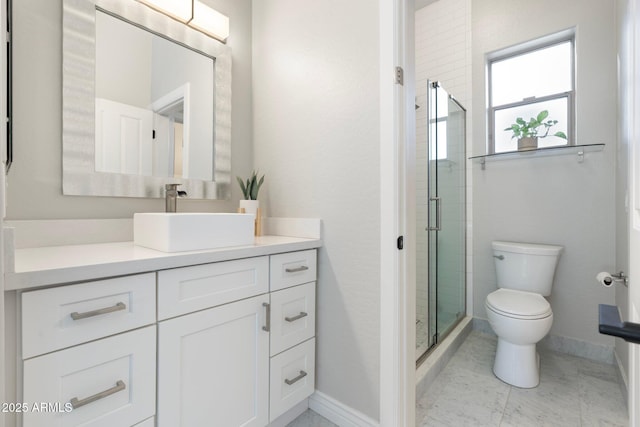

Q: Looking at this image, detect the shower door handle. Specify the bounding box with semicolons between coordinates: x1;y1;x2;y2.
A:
427;196;442;231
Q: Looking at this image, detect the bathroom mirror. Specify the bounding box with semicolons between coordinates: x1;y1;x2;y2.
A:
62;0;231;199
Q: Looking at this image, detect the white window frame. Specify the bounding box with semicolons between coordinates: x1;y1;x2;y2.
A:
486;29;576;154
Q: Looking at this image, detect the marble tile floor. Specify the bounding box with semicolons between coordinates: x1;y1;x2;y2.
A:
288;330;628;427
417;330;629;426
286;409;337;427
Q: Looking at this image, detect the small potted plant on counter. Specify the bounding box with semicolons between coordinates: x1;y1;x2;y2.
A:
504;110;567;151
237;171;265;216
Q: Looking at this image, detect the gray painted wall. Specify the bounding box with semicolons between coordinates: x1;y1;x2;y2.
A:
471;0;617;348
252;0;381;420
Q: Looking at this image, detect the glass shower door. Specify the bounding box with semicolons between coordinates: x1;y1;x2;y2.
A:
416;81;466;362
426;82;442;351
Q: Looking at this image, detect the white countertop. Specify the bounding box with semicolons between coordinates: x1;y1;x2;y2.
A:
6;235;322;291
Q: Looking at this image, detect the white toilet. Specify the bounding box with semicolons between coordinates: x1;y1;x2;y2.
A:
485;241;563;388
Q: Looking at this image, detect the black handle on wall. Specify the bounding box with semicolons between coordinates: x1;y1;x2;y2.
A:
598;304;640;345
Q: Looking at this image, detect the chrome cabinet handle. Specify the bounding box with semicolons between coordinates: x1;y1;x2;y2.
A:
426;196;442;231
493;255;504;260
284;370;307;386
262;302;271;332
285;265;309;273
69;380;126;409
285;312;308;323
70;302;126;321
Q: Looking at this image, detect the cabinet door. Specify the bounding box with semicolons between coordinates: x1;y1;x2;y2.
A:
157;295;270;427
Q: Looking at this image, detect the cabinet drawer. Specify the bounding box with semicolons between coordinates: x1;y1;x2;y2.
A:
270;250;317;291
269;338;315;422
23;326;156;427
21;273;156;359
158;256;269;320
270;282;316;356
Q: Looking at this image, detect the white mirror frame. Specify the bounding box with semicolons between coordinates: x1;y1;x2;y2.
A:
62;0;231;199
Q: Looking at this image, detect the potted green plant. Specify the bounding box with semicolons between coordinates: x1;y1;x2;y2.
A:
236;171;265;215
504;110;567;151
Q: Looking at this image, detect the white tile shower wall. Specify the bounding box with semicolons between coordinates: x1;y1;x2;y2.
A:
415;0;473;350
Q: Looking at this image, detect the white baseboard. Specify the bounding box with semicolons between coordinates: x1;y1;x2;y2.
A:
614;351;629;408
308;391;378;427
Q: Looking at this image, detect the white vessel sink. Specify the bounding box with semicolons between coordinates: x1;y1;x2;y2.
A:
133;213;255;252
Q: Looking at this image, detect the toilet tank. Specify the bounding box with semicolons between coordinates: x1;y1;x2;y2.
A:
492;241;563;296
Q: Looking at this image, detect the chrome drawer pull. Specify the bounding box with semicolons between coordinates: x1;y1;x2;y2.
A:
284;370;307;386
262;302;271;332
70;302;127;321
285;265;309;273
69;380;126;409
285;312;308;323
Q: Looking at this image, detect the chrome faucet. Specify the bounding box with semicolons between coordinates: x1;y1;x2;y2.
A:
165;184;187;212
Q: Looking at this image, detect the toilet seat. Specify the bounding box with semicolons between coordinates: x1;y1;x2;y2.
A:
486;289;551;320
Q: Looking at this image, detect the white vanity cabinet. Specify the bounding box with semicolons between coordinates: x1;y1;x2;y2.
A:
268;250;317;421
19;274;157;427
156;256;271;426
8;237;320;427
156;250;317;426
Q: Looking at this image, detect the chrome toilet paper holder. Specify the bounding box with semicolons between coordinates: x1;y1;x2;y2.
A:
606;271;628;287
598;271;628;287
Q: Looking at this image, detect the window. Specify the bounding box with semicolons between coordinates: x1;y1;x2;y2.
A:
487;31;575;154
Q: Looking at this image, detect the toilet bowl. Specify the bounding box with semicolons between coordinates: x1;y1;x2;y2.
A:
486;288;553;388
485;241;562;388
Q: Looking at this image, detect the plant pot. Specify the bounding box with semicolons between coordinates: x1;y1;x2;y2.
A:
239;199;259;216
517;136;538;151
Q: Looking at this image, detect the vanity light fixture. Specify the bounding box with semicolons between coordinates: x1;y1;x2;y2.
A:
189;1;229;42
136;0;230;42
136;0;192;22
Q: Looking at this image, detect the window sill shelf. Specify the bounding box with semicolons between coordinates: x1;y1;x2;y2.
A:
469;143;605;169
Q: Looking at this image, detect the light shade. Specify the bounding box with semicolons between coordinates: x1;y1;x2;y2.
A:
188;0;229;42
137;0;192;23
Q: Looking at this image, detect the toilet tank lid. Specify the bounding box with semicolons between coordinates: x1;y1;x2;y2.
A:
492;241;563;256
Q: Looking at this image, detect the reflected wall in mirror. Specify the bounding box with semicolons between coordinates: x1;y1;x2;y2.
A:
63;0;231;199
95;10;215;181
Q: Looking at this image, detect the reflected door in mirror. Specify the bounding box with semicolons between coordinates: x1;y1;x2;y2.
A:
95;10;214;181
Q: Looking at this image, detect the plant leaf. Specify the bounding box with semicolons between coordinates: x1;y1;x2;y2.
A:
554;131;567;139
537;110;549;122
246;178;253;199
237;176;248;199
